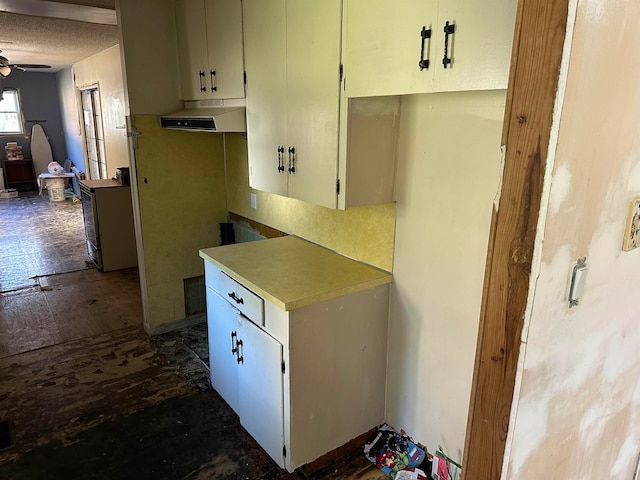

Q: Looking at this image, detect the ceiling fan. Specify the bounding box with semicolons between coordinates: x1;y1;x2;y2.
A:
0;50;51;78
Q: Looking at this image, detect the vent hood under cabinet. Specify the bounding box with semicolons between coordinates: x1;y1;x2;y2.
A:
160;100;246;133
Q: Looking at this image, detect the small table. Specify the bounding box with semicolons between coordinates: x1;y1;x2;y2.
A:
2;158;36;191
38;172;75;196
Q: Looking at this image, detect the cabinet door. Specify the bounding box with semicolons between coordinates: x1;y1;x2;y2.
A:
204;0;245;99
237;315;285;468
343;0;438;97
175;0;210;100
206;288;240;414
432;0;517;92
244;0;288;197
285;0;342;209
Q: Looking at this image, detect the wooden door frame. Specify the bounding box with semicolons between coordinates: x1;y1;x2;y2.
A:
462;0;570;478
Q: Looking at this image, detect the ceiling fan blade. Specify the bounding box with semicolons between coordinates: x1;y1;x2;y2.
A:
10;64;51;69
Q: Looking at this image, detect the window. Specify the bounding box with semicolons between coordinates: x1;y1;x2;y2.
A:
0;89;25;134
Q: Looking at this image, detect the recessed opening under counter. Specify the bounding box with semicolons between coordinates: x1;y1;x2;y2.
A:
199;236;391;472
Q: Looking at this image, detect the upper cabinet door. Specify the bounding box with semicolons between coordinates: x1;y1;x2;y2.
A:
205;0;245;99
244;0;288;197
175;0;245;101
175;0;210;100
432;0;518;92
343;0;517;97
343;0;438;97
285;0;342;209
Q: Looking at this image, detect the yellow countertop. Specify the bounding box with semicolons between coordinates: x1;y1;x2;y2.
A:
199;236;392;311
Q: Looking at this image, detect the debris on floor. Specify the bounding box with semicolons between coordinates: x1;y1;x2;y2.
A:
151;322;211;391
431;449;462;480
0;189;18;199
364;424;427;479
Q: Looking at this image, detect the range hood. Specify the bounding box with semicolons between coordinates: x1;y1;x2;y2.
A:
160;99;246;133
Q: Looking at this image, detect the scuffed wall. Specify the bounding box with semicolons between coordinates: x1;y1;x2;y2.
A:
388;90;506;460
505;0;640;477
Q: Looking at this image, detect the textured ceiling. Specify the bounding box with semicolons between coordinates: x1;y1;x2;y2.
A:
0;0;119;73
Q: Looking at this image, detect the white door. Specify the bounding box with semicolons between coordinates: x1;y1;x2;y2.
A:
432;0;518;92
244;0;288;197
285;0;342;209
343;0;438;97
206;288;240;414
205;0;245;99
175;0;209;100
237;315;285;468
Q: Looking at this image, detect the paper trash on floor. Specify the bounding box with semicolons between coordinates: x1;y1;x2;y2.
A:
431;450;462;480
364;424;427;479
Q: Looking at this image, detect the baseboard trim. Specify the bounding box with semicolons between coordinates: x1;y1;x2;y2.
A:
145;313;206;336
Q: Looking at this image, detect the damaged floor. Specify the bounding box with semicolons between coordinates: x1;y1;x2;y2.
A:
0;193;385;479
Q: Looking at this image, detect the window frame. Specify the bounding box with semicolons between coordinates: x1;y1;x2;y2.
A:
0;88;26;135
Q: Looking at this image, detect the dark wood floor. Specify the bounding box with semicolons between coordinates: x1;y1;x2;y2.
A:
0;192;386;479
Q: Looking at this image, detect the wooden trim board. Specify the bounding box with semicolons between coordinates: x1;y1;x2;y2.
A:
462;1;570;479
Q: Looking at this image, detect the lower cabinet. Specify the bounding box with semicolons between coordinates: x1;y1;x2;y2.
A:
205;261;389;472
206;287;285;467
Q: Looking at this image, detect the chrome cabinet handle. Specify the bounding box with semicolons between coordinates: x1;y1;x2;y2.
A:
442;21;456;68
418;26;432;70
199;71;206;92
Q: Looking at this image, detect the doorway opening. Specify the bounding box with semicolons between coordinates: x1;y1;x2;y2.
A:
80;86;107;180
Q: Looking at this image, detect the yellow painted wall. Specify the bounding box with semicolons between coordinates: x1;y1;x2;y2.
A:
73;45;128;178
133;115;227;328
224;133;395;272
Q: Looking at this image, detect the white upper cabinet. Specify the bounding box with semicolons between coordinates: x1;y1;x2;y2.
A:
244;0;399;210
343;0;518;97
343;0;438;97
244;0;288;198
433;0;518;92
245;0;342;209
175;0;245;101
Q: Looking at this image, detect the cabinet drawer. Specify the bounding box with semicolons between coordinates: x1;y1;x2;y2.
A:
218;271;265;326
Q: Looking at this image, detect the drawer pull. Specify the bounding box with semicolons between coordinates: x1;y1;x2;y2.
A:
199;70;206;92
228;292;244;304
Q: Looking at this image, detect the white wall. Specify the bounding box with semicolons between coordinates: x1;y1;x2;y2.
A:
388;90;506;460
73;45;128;179
504;0;640;477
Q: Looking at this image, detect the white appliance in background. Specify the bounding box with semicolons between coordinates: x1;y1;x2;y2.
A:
79;179;137;272
0;168;5;189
